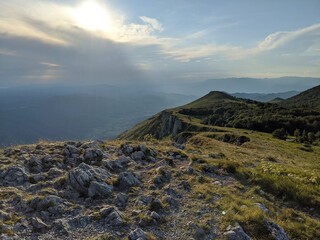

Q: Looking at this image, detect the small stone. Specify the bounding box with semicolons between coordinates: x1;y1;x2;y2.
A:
266;220;289;240
153;167;171;187
88;181;113;198
0;210;11;221
180;180;191;191
117;172;141;189
31;217;49;232
122;145;134;155
224;223;251;240
131;151;145;161
149;198;164;211
150;211;160;220
83;148;103;164
255;203;270;215
115;193;128;208
129;228;147;240
186;166;194;174
100;206;123;226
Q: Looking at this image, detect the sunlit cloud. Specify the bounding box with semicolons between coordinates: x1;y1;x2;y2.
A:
152;23;320;63
140;16;164;32
0;0;164;45
0;0;319;85
258;23;320;51
40;62;61;68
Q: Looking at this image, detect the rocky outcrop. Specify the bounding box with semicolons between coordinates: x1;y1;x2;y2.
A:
119;111;191;141
0;140;303;240
67;163;112;196
157;111;184;138
1;166;28;186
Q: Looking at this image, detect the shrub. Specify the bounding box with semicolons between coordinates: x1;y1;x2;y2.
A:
272;128;287;140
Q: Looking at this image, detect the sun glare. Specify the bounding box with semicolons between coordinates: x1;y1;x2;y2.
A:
73;1;111;32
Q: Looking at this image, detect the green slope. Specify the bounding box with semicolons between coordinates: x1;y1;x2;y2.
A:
281;85;320;109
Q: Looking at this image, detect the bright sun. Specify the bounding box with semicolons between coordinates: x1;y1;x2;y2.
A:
73;1;111;32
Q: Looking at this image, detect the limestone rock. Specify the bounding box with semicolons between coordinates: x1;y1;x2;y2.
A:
100;206;123;226
224;223;252;240
117;172;141;189
27;156;42;173
67;163;111;195
2;166;28;186
29;195;65;214
129;228;147;240
63;145;80;158
131;151;145;161
31;217;49;232
83;148;103;164
266;221;289;240
115;193;128;208
88;181;113;198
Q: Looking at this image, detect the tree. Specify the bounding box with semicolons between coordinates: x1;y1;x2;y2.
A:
301;130;308;143
272;128;287;140
308;132;315;143
294;129;301;142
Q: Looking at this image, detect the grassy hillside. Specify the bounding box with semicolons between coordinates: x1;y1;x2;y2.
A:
1;128;319;239
116;85;320;238
120;86;320;145
281;85;320;110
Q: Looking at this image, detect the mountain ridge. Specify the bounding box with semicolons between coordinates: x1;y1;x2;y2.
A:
119;85;320;141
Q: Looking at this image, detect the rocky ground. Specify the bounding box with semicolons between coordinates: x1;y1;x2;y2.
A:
0;140;290;240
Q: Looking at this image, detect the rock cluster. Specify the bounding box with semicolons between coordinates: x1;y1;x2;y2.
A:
0;140;291;240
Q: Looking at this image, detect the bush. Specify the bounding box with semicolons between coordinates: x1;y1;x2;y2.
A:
272;128;287;140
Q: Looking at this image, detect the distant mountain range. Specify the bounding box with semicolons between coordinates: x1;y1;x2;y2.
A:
169;77;320;95
231;91;299;102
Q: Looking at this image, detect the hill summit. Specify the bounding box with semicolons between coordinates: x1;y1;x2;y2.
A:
183;91;238;109
282;85;320;109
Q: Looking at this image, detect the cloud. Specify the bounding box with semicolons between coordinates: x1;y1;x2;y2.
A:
140;16;164;32
0;0;319;85
0;1;71;45
0;0;165;46
258;23;320;51
152;23;320;62
40;62;61;68
0;49;17;56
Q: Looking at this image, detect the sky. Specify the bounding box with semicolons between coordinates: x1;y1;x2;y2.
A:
0;0;320;87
